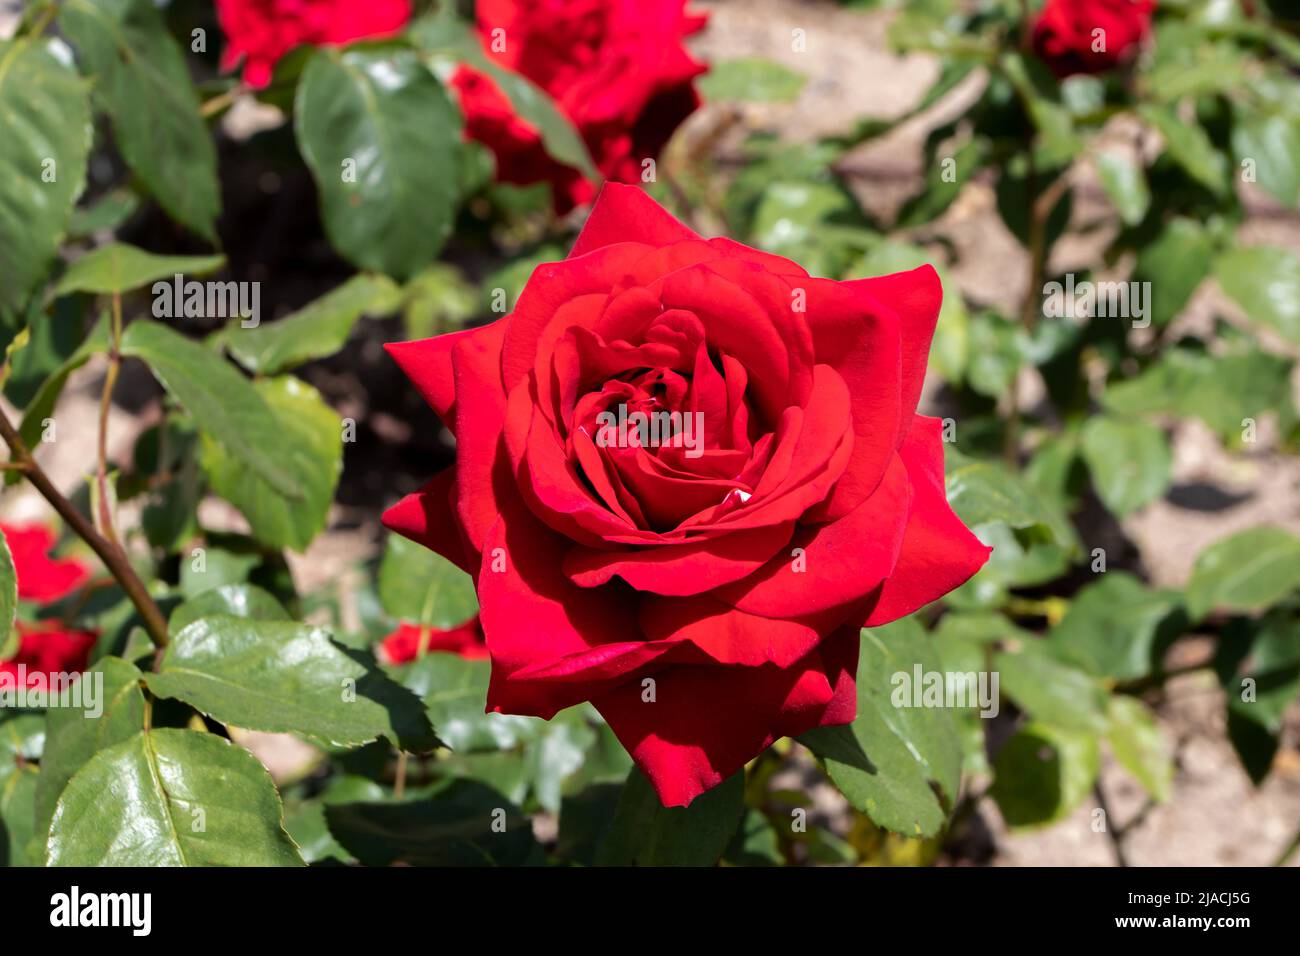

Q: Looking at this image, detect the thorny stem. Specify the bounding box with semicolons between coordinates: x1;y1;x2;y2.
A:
0;404;170;650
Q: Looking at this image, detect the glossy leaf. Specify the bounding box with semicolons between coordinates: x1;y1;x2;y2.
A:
594;767;744;866
994;641;1109;733
295;46;461;278
46;728;302;866
146;614;436;750
801;619;962;837
120;320;302;499
223;274;401;375
325;778;540;866
378;533;478;628
53;243;225;297
991;722;1100;829
58;0;219;239
0;37;92;312
200;376;342;552
33;657;147;838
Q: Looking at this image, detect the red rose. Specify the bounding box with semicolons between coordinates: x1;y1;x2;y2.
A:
216;0;413;88
1;522;96;687
383;184;989;806
1;522;91;604
1031;0;1154;77
454;0;707;212
379;615;489;664
0;623;97;691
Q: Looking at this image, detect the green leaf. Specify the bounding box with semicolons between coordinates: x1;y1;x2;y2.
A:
1231;110;1300;208
67;188;141;238
14;315;110;453
378;533;478;628
1221;614;1300;782
594;767;744;866
146;614;436;751
58;0;219;239
994;641;1109;733
295;46;461;279
0;527;16;656
410;14;598;181
391;653;536;752
1139;104;1229;196
283;774;383;864
991;722;1100;829
223;274;401;374
1107;696;1172;802
1101;344;1294;445
53;242;225;297
0;714;44;866
724;808;785;866
944;448;1075;547
800;619;962;837
1079;415;1171;517
120;320;302;499
325;778;541;866
34;657;146;839
168;583;290;634
200;376;342;552
1215;245;1300;345
698;58;807;103
1132;217;1217;327
1049;572;1185;681
1186;526;1300;621
46;728;302;866
1095;150;1151;226
0;37;92;313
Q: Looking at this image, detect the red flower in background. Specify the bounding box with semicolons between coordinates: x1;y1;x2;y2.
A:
0;623;96;691
1;523;91;604
1031;0;1154;77
216;0;413;88
379;616;489;664
455;0;707;212
1;523;96;687
383;184;989;806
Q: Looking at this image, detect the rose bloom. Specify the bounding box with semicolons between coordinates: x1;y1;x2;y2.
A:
454;0;707;212
0;522;96;685
216;0;413;88
385;185;990;806
0;623;97;691
1031;0;1154;77
379;616;489;664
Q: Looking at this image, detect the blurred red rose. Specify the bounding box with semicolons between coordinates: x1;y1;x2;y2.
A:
0;522;91;604
1;522;97;687
1031;0;1154;77
0;623;97;690
455;0;707;212
216;0;413;88
378;615;489;664
383;184;990;806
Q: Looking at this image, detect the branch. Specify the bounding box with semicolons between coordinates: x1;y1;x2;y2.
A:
0;405;170;649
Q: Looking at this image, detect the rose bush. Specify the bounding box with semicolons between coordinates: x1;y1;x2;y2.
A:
384;183;989;805
1031;0;1154;77
453;0;707;211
